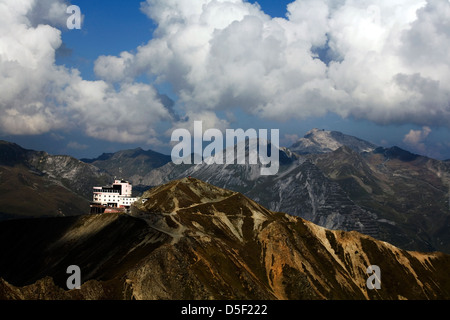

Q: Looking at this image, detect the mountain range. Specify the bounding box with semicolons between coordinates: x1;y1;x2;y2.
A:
1;128;449;256
308;145;450;254
81;147;171;186
80;129;450;254
0;140;112;219
0;178;449;300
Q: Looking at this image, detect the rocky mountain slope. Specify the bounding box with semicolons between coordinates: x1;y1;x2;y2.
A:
2;126;448;256
289;128;377;154
81;147;171;187
122;132;449;254
128;144;382;244
0;178;448;300
0;164;89;220
0;141;112;219
308;146;450;253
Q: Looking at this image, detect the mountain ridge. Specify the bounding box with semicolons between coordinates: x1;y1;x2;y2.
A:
0;177;449;300
67;129;450;254
80;147;171;181
1;128;448;255
289;128;378;155
308;145;450;253
0;141;112;219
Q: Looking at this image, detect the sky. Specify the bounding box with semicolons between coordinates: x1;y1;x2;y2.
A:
0;0;449;160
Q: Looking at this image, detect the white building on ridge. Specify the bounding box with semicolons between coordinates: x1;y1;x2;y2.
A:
90;179;138;213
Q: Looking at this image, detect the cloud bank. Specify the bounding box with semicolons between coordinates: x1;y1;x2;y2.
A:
97;0;450;127
1;0;450;146
0;0;173;143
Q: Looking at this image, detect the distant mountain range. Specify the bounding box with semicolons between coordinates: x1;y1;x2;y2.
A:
81;148;171;184
0;140;111;219
1;178;449;300
78;129;449;253
1;128;449;255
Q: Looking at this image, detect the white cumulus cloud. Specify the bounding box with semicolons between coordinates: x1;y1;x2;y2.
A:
0;0;174;144
2;0;450;149
403;126;432;153
94;0;450;128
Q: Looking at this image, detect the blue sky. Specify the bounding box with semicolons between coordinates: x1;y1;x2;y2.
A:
57;0;295;82
1;0;449;160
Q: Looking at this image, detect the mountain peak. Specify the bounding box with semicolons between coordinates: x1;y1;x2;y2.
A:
290;129;377;155
139;177;236;213
0;141;31;166
305;128;324;135
373;146;419;162
80;147;171;183
135;177;275;230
